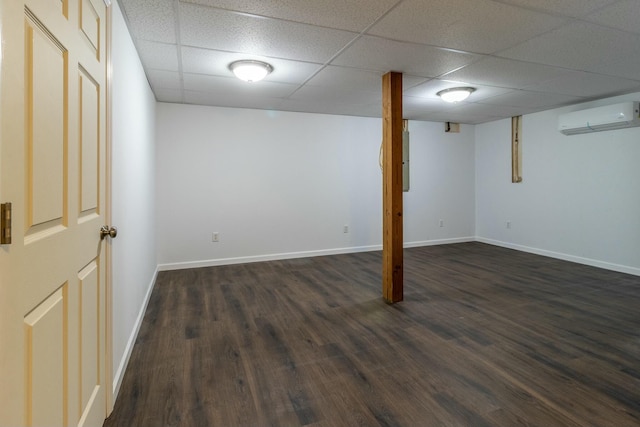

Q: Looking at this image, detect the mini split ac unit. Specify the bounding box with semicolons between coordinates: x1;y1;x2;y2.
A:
557;101;640;135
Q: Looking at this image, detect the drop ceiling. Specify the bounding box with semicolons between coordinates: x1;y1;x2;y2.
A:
118;0;640;124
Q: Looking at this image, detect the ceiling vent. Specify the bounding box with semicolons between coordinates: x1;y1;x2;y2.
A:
558;102;640;135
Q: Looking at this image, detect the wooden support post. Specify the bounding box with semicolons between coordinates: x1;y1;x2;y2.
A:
382;71;403;303
511;115;523;183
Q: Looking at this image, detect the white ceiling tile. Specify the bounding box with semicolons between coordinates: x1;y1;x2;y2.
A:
277;99;383;118
403;75;432;91
404;79;513;102
304;66;428;94
119;0;176;43
304;66;383;92
403;96;458;116
155;89;184;103
522;71;640;97
184;90;284;110
119;0;640;123
406;110;500;124
289;85;382;105
135;40;179;71
181;0;400;33
479;90;584;109
332;36;480;78
183;73;299;98
181;47;323;84
497;0;618;18
368;0;566;54
443;57;572;89
584;0;640;34
498;21;640;80
178;3;357;63
146;70;182;91
448;102;538;118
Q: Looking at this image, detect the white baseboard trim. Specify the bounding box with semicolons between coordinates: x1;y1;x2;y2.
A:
476;237;640;277
112;266;159;399
158;245;381;271
405;237;475;248
158;237;477;271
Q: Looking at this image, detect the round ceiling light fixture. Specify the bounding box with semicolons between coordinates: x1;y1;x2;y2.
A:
436;87;476;103
228;60;273;83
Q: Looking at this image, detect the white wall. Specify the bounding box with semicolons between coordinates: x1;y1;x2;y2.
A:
405;120;476;244
476;93;640;275
110;0;157;397
156;104;475;269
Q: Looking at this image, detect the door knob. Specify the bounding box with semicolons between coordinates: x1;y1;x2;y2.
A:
100;225;118;240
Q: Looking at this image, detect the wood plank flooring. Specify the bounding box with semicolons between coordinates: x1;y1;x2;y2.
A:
104;242;640;426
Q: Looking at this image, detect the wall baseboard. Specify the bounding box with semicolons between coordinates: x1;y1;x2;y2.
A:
158;245;381;271
476;237;640;277
154;235;638;278
405;237;475;248
158;237;476;271
112;266;159;399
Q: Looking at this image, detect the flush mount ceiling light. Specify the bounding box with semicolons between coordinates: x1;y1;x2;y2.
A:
228;60;273;83
437;87;476;103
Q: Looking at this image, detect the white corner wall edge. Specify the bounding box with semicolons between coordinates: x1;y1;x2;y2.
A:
112;266;159;399
157;238;475;271
476;237;640;277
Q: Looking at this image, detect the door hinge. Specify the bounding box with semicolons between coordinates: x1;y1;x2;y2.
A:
1;202;12;244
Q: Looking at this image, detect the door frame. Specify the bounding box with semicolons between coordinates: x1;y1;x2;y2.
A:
104;0;114;416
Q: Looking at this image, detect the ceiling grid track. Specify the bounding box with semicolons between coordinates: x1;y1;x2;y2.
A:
172;0;186;102
286;0;406;98
118;0;640;123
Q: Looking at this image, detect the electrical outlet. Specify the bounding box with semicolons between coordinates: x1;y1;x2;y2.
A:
439;219;444;228
212;232;219;242
506;221;511;229
343;225;349;233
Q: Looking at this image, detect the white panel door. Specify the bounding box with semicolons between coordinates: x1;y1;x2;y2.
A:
0;0;108;425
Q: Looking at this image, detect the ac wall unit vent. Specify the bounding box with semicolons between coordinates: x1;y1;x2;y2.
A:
558;101;640;135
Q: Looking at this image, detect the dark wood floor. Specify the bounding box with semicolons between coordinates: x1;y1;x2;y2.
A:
104;242;640;427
